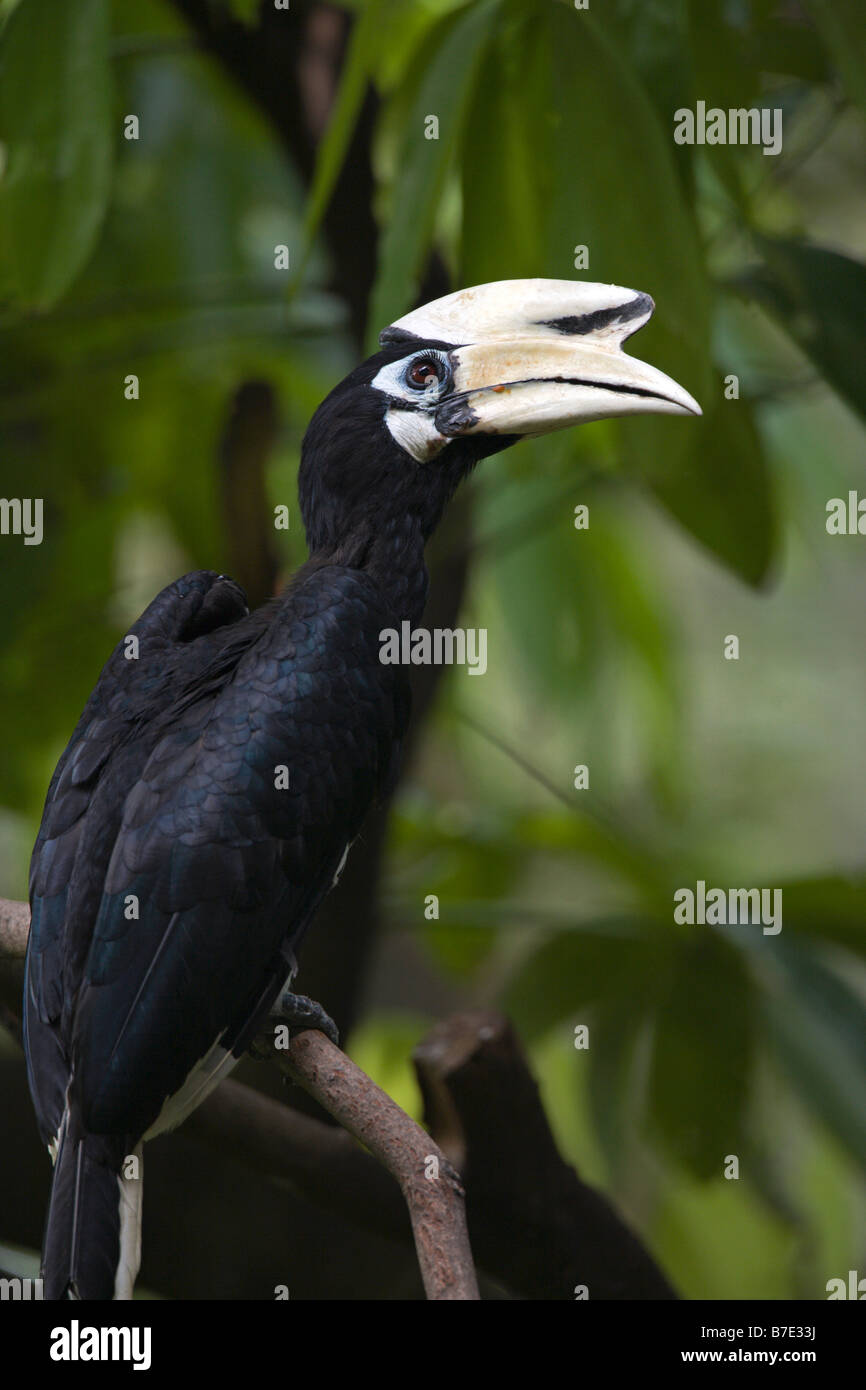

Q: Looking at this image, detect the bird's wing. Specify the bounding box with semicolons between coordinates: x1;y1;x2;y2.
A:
70;564;410;1140
25;572;250;1148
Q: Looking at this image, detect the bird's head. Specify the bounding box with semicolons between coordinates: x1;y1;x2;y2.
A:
299;278;701;557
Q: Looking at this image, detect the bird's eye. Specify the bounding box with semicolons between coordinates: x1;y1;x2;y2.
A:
405;356;445;391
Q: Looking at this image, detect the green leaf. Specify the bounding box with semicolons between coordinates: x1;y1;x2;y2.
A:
806;0;866;121
545;4;712;397
778;875;866;961
739;238;866;427
759;937;866;1171
570;502;683;778
647;934;756;1179
367;0;497;347
504;918;668;1041
753;0;832;84
479;437;600;708
225;0;260;25
459;9;550;282
685;0;761;111
587;999;649;1179
647;394;776;587
605;0;693;142
537;7;767;583
294;0;390;289
0;0;112;309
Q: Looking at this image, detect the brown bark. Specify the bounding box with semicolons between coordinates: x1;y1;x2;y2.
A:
415;1011;678;1300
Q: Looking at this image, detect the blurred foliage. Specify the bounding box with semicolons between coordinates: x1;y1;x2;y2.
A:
1;0;865;1300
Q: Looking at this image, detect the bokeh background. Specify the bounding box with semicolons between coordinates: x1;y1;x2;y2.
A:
1;0;865;1299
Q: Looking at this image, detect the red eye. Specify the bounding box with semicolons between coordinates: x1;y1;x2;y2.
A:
406;358;441;389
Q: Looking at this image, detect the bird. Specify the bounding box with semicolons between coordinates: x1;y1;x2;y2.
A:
24;278;700;1299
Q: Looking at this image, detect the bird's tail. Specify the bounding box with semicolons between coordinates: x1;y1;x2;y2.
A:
42;1121;143;1301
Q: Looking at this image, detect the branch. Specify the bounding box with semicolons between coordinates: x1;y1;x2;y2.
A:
0;898;479;1301
2;901;673;1298
257;1028;479;1300
0;895;28;960
414;1010;677;1300
0;896;28;1042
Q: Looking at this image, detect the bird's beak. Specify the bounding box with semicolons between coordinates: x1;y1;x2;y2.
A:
385;279;701;441
438;331;702;437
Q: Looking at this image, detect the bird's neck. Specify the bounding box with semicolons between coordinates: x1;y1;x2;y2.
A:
310;510;430;622
366;511;431;619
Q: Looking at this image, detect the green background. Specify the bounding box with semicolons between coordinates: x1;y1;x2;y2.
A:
1;0;865;1299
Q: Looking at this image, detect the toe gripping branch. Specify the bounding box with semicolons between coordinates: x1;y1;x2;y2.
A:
251;990;340;1060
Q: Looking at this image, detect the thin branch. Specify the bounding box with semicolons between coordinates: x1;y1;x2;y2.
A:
0;897;28;1041
2;899;675;1299
0;897;479;1301
0;896;28;960
258;1027;479;1300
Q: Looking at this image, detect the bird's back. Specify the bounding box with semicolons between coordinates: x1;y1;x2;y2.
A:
27;561;409;1149
25;571;252;1149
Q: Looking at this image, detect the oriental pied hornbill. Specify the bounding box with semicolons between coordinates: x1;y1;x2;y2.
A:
24;279;700;1299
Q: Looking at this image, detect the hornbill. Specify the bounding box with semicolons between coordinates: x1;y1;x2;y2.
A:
24;279;700;1299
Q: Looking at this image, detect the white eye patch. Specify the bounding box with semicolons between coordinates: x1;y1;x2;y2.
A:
371;352;452;462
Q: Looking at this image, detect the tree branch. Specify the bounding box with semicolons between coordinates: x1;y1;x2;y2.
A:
0;896;28;1043
0;895;28;961
414;1011;678;1300
1;901;675;1299
0;898;478;1301
255;1028;478;1299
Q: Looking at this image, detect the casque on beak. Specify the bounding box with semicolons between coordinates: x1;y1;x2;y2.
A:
383;278;701;443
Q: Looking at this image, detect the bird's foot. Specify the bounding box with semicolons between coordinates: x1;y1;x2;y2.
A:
252;990;340;1054
438;1157;466;1198
277;990;340;1045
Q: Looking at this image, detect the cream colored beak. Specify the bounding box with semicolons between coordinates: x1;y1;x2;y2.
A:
436;335;701;437
385;278;702;440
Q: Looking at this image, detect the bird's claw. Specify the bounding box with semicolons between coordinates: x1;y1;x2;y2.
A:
439;1157;465;1197
272;990;340;1047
